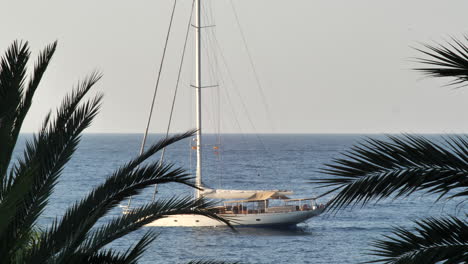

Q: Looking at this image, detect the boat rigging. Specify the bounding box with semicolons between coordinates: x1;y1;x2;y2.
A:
124;0;326;227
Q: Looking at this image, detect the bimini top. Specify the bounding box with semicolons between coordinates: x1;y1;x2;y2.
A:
224;191;290;204
200;188;293;199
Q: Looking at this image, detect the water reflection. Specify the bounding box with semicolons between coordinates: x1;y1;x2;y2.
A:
190;225;314;237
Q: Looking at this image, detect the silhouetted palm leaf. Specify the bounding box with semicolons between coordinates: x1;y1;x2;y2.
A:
0;41;57;177
368;216;468;264
23;133;198;263
314;35;468;264
0;72;103;262
0;41;62;262
414;36;468;87
0;41;29;176
80;197;229;254
13;41;57;146
63;231;157;264
0;41;233;263
316;134;468;212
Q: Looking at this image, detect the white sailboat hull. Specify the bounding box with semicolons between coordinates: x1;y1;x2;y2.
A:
145;208;324;227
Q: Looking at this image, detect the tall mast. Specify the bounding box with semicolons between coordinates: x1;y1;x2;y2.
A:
195;0;202;199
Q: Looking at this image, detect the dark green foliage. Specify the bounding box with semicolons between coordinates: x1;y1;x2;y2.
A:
316;37;468;264
414;36;468;87
0;41;231;263
318;134;468;211
370;217;468;264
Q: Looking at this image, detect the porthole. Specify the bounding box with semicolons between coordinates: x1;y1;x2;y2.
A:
256;219;261;221
174;220;178;222
196;220;200;222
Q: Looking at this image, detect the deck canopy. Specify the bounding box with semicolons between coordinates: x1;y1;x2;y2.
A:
201;188;293;199
223;191;290;204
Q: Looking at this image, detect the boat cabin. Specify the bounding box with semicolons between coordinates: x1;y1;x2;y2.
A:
209;191;324;215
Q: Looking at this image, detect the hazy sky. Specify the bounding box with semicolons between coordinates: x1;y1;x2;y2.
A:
2;0;468;134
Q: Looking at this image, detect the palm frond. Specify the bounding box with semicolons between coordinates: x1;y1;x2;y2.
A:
117;231;157;264
12;41;57;149
0;168;35;262
69;248;130;264
0;40;30;177
80;197;229;254
315;134;468;212
1;73;102;261
368;216;468;264
114;129;196;176
61;230;157;264
0;41;56;198
25;133;195;262
0;40;226;263
414;36;468;87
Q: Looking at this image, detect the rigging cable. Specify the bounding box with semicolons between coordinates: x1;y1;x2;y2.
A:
205;1;223;188
209;29;274;179
208;10;280;182
127;0;178;209
229;0;276;132
228;1;284;181
153;0;196;202
198;0;224;188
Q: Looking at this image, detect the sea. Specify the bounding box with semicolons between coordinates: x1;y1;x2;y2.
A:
15;134;462;263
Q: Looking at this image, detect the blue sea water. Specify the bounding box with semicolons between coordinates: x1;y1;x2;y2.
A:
15;134;462;263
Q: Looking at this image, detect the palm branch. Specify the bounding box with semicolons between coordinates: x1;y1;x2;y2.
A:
314;36;468;264
368;216;468;264
22;132;233;263
74;231;157;264
0;72;103;262
315;134;468;212
0;41;64;261
79;196;227;255
414;36;468;87
0;41;233;263
0;41;30;177
0;40;57;177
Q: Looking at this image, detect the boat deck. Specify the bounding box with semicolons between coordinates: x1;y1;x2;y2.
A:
210;203;325;215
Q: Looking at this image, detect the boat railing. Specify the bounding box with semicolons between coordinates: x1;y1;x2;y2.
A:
218;198;324;215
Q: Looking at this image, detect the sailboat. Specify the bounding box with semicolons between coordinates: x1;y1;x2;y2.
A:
132;0;326;227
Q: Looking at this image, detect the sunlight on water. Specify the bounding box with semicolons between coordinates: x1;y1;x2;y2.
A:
14;134;462;263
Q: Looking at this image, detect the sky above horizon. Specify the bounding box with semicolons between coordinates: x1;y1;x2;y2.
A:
2;0;468;134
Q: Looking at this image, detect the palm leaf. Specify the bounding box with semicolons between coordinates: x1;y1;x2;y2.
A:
0;74;103;261
0;168;35;262
315;134;468;212
0;40;30;177
368;216;468;264
80;196;230;254
0;41;61;262
115;230;157;264
0;40;225;263
414;36;468;87
62;231;157;264
11;41;57;155
24;132;196;262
